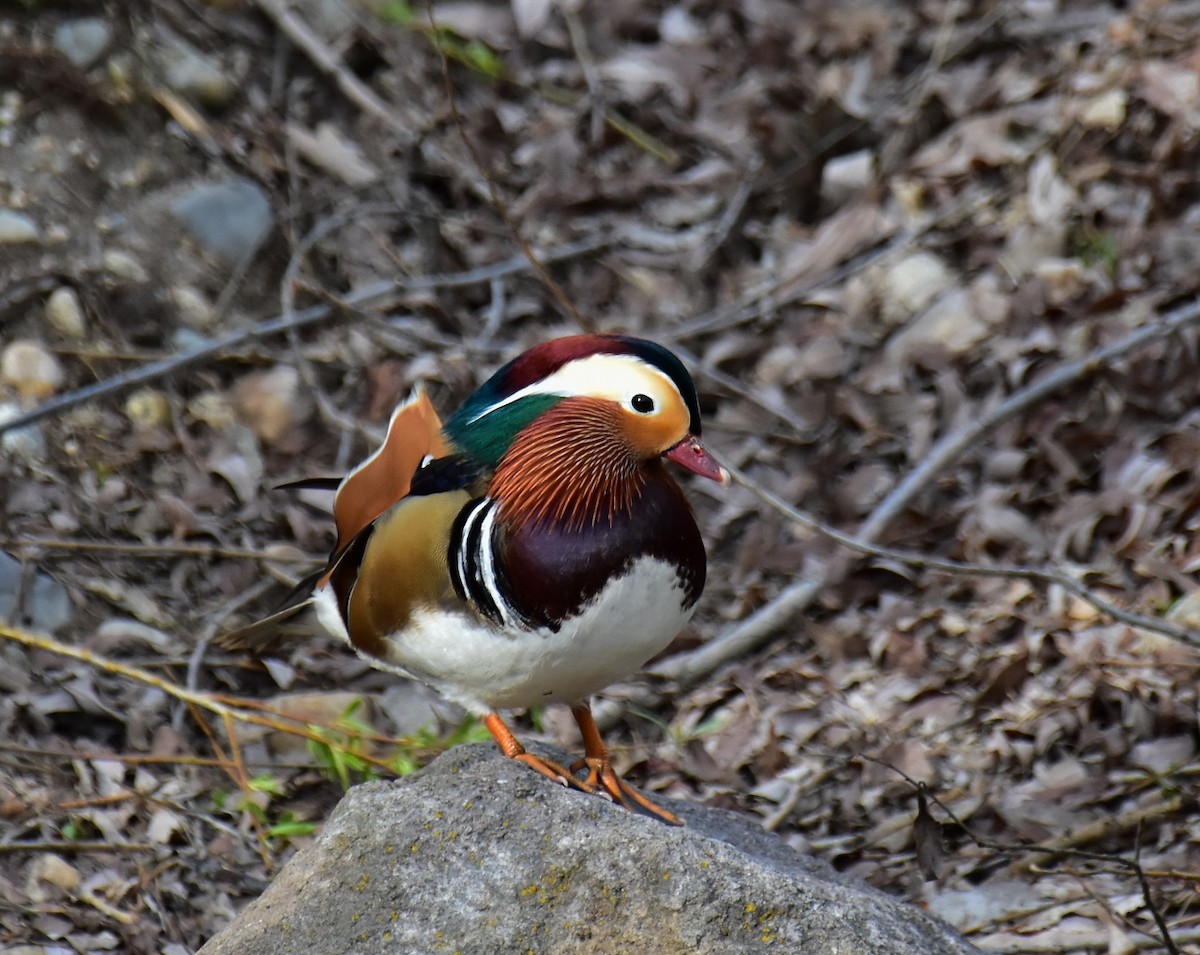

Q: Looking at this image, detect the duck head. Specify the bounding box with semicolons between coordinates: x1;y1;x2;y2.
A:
445;334;727;527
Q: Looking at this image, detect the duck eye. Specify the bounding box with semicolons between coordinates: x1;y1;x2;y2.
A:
631;394;655;414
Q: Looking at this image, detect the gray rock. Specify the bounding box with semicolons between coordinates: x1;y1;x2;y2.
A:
169;178;274;265
377;679;463;737
0;551;73;633
44;286;87;339
199;744;978;955
156;36;234;106
0;210;40;244
0;403;46;462
53;18;113;69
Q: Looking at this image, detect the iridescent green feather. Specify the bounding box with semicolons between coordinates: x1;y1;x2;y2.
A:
444;394;563;468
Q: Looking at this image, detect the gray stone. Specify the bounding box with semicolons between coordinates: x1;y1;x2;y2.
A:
199;744;978;955
0;551;73;633
156;37;234;106
0;210;40;244
53;18;113;69
44;286;86;339
170;178;274;265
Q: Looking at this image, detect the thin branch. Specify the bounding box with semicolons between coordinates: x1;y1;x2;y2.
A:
279;211;373;439
952;798;1183;951
0;536;317;563
656;294;1200;685
1135;820;1182;955
979;928;1200;954
858;313;1200;542
856;756;1186;953
427;6;593;333
668;188;995;341
0;234;610;438
718;461;1200;651
0;624;413;778
0;841;157;854
254;0;413;141
562;7;605;144
672;344;816;438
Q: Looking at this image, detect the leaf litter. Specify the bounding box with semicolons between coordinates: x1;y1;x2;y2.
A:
0;1;1199;952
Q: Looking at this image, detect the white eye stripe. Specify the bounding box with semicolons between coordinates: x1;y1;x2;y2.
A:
467;354;680;423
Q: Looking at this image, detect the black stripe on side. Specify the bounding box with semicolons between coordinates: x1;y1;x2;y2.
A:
449;498;505;626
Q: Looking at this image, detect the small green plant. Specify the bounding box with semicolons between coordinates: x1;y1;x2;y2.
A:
1069;225;1120;277
309;699;379;789
214;772;316;848
307;698;490;786
264;813;317;841
381;1;414;25
629;707;726;750
388;715;492;776
378;3;510;81
60;819;85;841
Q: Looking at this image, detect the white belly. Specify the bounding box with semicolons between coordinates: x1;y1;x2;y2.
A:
356;556;694;713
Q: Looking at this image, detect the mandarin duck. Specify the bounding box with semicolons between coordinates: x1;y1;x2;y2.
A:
221;334;726;825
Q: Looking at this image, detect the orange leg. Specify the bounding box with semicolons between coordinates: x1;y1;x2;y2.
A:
568;703;683;826
482;712;598;795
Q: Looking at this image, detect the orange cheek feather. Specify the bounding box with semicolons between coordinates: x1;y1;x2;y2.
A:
621;402;690;459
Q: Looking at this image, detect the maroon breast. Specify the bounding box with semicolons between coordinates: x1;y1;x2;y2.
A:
495;469;706;631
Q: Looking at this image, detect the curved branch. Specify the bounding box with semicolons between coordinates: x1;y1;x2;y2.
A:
0;235;610;438
657;295;1200;685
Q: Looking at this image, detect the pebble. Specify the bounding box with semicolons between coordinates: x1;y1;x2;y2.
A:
172;328;213;354
157;38;234;107
0;402;46;461
124;388;171;429
1;340;64;399
170;177;274;265
28;852;81;892
822;149;874;205
171;285;215;328
1080;88;1127;130
660;6;704;44
231;364;313;445
876;251;954;326
0;550;73;632
102;249;149;281
0;210;40;244
53;18;113;69
44;287;86;338
0;644;31;693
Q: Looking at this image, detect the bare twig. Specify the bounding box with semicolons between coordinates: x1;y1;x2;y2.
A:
278;210;373;439
668;188;995;341
254;0;413;142
1135;821;1182;955
0;841;157;854
427;6;593;333
562;7;605;144
859;299;1200;542
656;295;1200;684
690;161;760;270
0;536;317;563
857;756;1186;954
672;343;818;438
0;623;412;777
0;234;611;439
979;929;1200;954
718;461;1200;651
1002;1;1200;40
